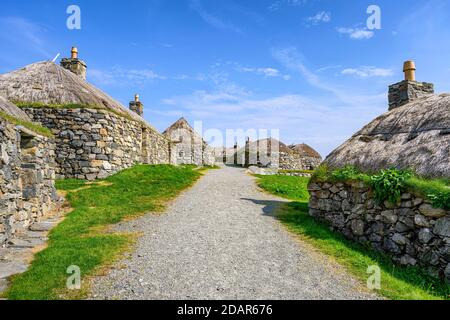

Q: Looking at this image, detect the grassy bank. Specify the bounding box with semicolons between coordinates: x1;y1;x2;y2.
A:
4;164;202;300
0;110;53;138
312;165;450;209
255;174;450;300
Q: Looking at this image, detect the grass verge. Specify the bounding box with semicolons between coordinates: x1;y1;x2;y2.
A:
0;111;53;138
4;164;202;300
255;174;450;300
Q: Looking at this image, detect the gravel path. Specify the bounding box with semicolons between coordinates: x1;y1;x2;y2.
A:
90;165;379;300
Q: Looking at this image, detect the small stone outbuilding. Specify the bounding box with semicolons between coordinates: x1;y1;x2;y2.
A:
163;117;215;166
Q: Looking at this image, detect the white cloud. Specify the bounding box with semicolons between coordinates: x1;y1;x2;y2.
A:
89;66;166;86
189;0;241;33
238;66;290;80
337;27;374;40
269;0;307;11
341;66;394;78
305;11;331;26
159;50;387;156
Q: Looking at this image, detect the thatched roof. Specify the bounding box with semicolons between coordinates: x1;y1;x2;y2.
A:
163;117;206;143
163;117;192;135
246;138;291;153
325;93;450;178
0;61;155;127
0;95;31;122
289;143;322;159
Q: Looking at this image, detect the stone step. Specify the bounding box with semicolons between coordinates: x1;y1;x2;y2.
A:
0;261;28;279
29;221;57;232
0;278;9;295
7;237;46;249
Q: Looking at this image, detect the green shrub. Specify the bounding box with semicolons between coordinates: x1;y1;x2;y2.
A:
311;164;330;182
370;169;411;204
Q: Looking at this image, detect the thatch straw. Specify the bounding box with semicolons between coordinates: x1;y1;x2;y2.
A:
0;61;159;132
325;93;450;178
0;95;31;122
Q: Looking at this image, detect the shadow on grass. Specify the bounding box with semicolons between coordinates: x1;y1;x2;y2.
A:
241;196;450;300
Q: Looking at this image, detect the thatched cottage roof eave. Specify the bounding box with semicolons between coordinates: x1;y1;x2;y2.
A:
0;95;32;122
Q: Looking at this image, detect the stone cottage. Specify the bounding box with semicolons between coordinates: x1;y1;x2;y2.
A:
233;138;322;171
163;117;215;166
0;96;58;244
309;61;450;281
0;48;172;180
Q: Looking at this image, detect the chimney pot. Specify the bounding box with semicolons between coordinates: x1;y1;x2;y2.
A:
129;94;144;117
71;47;78;59
403;60;416;81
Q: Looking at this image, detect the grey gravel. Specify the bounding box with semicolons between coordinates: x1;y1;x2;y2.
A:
90;165;379;300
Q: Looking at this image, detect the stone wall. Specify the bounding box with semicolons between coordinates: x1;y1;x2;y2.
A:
279;152;322;171
308;180;450;281
0;118;58;244
23;108;171;180
388;80;434;110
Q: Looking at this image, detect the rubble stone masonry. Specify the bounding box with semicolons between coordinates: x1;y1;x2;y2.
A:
308;180;450;282
0;118;58;244
23;108;171;180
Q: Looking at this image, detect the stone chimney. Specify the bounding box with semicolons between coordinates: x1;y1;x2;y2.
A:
129;94;144;117
388;60;434;110
60;47;87;80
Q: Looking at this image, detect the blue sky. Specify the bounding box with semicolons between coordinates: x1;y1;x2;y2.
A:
0;0;449;156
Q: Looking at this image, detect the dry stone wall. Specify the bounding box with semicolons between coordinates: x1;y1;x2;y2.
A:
23;108;171;180
0;118;58;244
279;152;321;171
308;180;450;281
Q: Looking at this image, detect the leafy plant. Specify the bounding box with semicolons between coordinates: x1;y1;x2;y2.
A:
427;191;450;210
331;166;360;181
311;164;330;182
370;169;412;204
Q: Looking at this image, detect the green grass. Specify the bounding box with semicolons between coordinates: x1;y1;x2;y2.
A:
0;111;53;138
4;164;202;300
255;174;310;201
255;174;450;300
278;169;314;174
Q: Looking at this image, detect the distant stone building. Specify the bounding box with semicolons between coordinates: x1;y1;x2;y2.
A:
0;96;58;244
163;117;215;166
233;138;322;170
